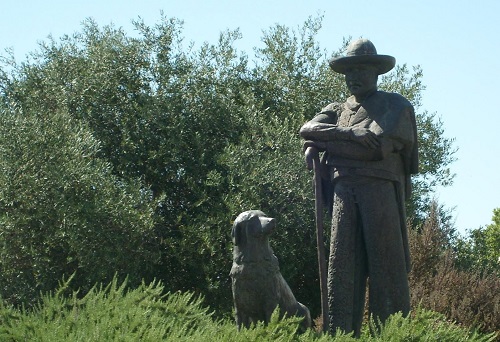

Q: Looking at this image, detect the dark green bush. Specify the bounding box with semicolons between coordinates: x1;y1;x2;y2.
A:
0;107;158;307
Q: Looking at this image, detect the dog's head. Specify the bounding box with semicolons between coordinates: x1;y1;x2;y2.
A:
231;210;276;247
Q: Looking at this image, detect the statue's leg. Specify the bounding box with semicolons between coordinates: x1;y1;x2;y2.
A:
352;232;368;337
328;181;368;336
357;180;410;324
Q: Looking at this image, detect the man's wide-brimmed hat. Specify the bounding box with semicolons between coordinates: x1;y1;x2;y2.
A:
329;38;395;75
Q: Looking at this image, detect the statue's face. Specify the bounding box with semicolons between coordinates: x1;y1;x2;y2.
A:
344;65;378;97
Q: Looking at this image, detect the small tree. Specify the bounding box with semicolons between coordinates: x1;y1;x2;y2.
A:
454;208;500;275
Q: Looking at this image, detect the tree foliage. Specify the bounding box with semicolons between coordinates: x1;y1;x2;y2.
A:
0;14;456;318
454;208;500;275
0;104;158;306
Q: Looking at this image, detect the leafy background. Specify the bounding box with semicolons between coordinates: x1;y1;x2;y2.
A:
0;15;498;337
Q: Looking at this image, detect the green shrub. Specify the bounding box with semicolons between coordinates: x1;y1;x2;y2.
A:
365;309;496;342
0;275;213;341
0;276;495;341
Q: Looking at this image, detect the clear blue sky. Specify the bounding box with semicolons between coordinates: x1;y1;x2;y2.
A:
1;0;499;236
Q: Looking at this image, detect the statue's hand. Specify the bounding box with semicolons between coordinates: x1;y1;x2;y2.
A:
303;141;325;170
349;127;380;149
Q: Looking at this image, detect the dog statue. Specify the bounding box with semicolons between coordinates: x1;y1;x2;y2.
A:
230;210;311;331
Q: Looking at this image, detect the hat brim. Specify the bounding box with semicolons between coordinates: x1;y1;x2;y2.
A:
329;55;396;75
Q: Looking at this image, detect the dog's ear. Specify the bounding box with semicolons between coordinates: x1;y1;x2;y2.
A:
232;221;243;246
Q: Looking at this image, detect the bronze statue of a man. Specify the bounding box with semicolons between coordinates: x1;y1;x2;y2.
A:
300;38;418;336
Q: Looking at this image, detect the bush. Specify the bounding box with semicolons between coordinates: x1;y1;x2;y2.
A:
409;205;500;338
0;106;158;307
0;275;213;341
0;277;495;341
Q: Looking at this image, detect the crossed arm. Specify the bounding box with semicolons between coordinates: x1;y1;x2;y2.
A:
299;121;380;149
299;116;396;165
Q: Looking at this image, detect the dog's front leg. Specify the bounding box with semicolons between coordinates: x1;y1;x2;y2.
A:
236;312;251;330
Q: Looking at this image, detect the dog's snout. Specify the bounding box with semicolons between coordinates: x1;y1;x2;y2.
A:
260;217;276;234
